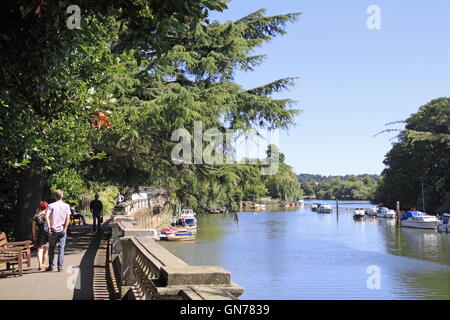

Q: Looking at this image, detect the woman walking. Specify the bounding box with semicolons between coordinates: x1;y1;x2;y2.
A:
32;201;49;270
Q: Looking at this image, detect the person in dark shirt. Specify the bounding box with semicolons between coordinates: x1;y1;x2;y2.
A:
90;194;103;232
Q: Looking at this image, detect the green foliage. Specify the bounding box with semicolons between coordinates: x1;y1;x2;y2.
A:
374;98;450;213
49;168;85;205
299;175;378;200
1;2;301;237
96;185;121;216
263;145;300;201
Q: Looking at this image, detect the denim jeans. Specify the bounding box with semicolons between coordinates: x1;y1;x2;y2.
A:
48;231;67;269
93;214;102;232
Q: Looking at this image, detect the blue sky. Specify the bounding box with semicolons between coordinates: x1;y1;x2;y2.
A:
210;0;450;175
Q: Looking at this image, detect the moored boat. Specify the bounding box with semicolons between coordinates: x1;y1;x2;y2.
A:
161;226;188;234
311;201;319;211
159;226;194;241
317;203;333;213
167;232;195;241
249;203;263;211
437;213;450;233
365;207;378;216
376;207;396;218
353;208;365;220
400;211;438;229
175;209;197;230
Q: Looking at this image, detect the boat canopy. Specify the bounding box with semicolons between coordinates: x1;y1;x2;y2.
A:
401;211;427;220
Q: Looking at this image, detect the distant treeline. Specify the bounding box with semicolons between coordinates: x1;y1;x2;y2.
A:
298;174;381;183
297;174;380;200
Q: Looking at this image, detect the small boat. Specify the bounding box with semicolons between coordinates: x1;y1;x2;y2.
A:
160;226;188;234
289;202;296;207
249;203;262;211
297;199;305;206
159;226;193;241
400;211;438;229
365;207;378;216
353;208;366;220
311;201;319;211
317;204;332;213
437;213;450;233
376;207;396;218
175;209;197;230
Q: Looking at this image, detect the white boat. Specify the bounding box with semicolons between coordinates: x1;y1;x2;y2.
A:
317;204;333;213
249;203;263;211
437;213;450;233
353;208;365;220
365;207;378;216
175;209;197;230
159;226;193;241
297;199;305;206
167;232;195;241
311;201;319;211
400;211;438;229
376;207;396;218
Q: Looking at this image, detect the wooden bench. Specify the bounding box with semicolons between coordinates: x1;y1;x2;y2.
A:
71;214;83;226
0;232;32;276
0;247;24;276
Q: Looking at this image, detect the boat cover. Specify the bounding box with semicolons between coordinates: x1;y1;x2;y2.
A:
401;211;426;220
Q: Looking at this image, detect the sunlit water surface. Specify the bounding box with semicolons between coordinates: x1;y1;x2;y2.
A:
160;200;450;300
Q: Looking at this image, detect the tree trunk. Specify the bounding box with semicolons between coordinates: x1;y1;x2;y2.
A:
15;165;44;240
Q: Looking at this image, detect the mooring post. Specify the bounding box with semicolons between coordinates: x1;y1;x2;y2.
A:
396;201;400;225
336;199;339;220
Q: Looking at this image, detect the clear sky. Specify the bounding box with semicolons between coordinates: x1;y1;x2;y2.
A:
210;0;450;175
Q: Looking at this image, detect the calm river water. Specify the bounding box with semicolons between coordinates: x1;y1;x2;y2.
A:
160;200;450;300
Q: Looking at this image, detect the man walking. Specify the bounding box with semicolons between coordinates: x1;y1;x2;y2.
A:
114;192;124;204
46;189;71;272
90;194;103;232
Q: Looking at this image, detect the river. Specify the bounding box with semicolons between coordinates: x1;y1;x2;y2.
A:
160;200;450;300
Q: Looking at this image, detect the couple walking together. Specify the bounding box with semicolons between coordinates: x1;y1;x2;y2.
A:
32;190;104;271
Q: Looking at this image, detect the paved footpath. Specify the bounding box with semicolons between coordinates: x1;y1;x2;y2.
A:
0;219;111;300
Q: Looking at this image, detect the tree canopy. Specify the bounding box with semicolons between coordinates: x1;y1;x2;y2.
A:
0;1;301;239
373;98;450;213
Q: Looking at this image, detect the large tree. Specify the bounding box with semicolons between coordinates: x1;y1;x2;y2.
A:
1;0;228;239
374;98;450;213
1;2;301;239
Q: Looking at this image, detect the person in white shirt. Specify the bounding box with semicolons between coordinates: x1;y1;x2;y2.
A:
45;189;71;272
114;193;124;204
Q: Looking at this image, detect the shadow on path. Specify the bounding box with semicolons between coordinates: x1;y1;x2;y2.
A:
72;220;110;300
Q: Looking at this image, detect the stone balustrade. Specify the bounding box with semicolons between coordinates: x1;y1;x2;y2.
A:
117;236;244;300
